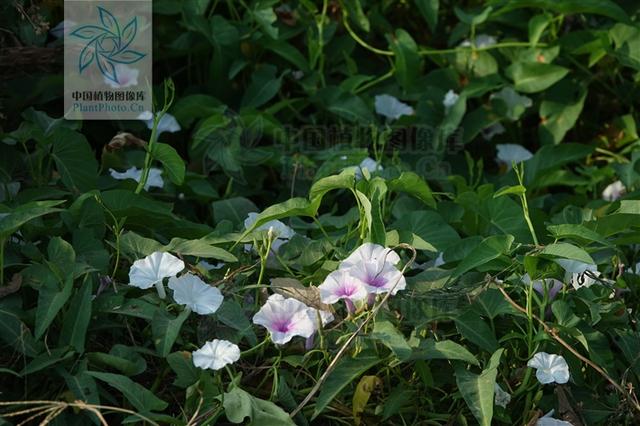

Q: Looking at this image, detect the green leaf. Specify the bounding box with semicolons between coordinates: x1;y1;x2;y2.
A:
35;274;74;340
454;6;492;26
540;242;594;264
152;308;191;357
388;172;436;208
389;29;422;90
493;185;526;198
410;339;480;366
455;348;504;426
165;237;237;262
152;143;185;185
391;210;460;252
87;345;147;376
314;87;374;124
62;367;101;408
224;386;296;425
473;289;517;319
546;224;608;246
212;197;258;226
167;351;200;388
216;299;258;346
505;62;569;93
0;200;64;240
0;303;42;356
241;65;283;109
21;347;74;375
449;235;514;281
59;277;92;352
253;6;278;39
208;15;239;47
343;0;370;32
50;127;99;193
371;320;412;361
455;310;499;353
415;0;438;32
496;0;629;23
528;13;551;46
87;371;168;412
539;80;587;144
313;353;381;418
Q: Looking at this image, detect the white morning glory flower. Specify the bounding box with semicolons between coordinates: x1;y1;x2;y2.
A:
353;157;383;180
109;166;164;191
198;260;226;271
527;352;570;384
138;111;181;135
168;273;224;315
252;294;331;345
481;122;506;141
104;64;139;89
374;94;414;120
192;339;241;370
494;383;511;408
340;242;401;270
496;144;533;170
460;34;497;49
319;269;368;313
443;90;460;111
555;259;600;289
128;251;185;299
434;252;446;267
244;213;295;240
602;180;625;202
243;212;296;256
536;410;574;426
490;87;533;121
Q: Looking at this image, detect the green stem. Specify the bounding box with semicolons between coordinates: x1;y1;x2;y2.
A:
135;113;162;194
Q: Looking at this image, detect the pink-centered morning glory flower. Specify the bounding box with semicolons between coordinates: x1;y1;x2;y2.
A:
252;294;332;345
168;273;224;315
340;242;400;269
346;260;406;296
192;339;240;370
319;269;368;313
527;352;570;385
128;251;184;299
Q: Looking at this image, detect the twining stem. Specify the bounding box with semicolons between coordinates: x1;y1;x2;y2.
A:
514;163;539;246
341;6;546;58
135;79;175;194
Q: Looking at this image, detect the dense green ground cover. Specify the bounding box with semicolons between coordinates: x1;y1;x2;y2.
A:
2;0;640;424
